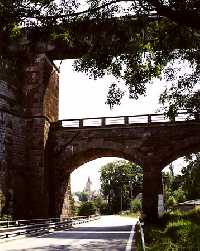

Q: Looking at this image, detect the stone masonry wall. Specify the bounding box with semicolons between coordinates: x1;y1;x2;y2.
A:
0;80;26;217
0;54;72;219
22;55;60;218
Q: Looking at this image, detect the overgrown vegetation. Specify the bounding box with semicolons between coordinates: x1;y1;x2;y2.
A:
163;153;200;209
136;208;200;250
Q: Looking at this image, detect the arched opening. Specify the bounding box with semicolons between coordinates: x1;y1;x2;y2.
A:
71;157;143;216
71;157;120;193
49;150;144;218
162;152;200;212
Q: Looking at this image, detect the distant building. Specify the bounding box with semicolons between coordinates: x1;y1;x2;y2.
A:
84;176;92;194
84;176;93;200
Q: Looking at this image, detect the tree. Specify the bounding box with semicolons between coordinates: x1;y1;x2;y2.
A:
75;191;89;202
181;153;200;200
78;201;96;216
93;194;108;214
163;170;186;209
130;198;142;213
71;1;200;116
100;160;143;213
0;1;200;115
163;154;200;208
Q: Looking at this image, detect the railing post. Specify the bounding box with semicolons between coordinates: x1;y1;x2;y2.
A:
148;114;151;124
79;119;83;127
101;117;106;126
124;116;129;125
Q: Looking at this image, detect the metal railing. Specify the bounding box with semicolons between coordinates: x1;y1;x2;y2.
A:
54;112;199;129
137;220;145;251
0;218;60;228
0;215;100;241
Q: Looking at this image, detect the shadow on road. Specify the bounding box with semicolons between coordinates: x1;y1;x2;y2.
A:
1;221;135;250
18;240;127;251
36;224;133;240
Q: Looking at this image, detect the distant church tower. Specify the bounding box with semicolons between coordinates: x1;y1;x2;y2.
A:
84;176;92;195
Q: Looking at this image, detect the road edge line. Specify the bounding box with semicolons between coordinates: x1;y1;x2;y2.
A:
125;224;135;251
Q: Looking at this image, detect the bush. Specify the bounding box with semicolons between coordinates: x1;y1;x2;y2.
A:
78;201;97;216
166;195;176;208
99;201;110;215
172;188;186;203
142;208;200;250
130;199;142;213
165;219;200;247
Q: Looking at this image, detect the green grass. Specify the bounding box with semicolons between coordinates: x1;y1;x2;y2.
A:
136;208;200;251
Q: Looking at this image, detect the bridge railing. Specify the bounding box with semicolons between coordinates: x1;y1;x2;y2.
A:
55;112;199;128
0;215;100;240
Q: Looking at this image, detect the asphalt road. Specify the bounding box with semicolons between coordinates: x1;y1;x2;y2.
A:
0;215;138;251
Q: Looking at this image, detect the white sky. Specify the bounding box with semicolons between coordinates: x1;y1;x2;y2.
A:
55;59;185;192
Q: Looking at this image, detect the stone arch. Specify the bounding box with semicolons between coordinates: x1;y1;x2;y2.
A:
49;146;144;218
158;140;200;169
61;147;143;174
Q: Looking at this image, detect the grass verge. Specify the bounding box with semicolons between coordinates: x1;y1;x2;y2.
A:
135;208;200;250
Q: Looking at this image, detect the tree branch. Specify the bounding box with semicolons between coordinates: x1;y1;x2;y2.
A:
147;0;200;29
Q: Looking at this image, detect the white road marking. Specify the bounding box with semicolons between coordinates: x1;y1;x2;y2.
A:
125;224;135;251
63;231;130;234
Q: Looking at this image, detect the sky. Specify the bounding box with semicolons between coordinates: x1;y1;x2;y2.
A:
55;59;185;193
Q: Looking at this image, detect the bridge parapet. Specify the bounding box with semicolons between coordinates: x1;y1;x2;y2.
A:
53;112;198;129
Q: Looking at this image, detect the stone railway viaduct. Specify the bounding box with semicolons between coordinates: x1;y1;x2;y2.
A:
49;116;200;220
0;18;199;220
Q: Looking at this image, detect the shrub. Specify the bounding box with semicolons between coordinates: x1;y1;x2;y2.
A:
172;188;186;203
99;201;109;215
130;199;142;213
78;201;97;216
166;195;176;208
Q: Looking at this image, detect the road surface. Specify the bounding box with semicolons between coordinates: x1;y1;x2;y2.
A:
0;215;138;251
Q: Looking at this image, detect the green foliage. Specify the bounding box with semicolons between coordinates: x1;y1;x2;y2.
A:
93;194;107;214
51;31;70;42
163;169;187;210
10;25;21;40
74;15;200;115
172;188;186;203
98;201;110;215
0;1;200;115
78;201;96;216
100;160;143;214
181;153;200;199
75;191;89;202
166;196;176;208
130;199;142;213
141;208;200;250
